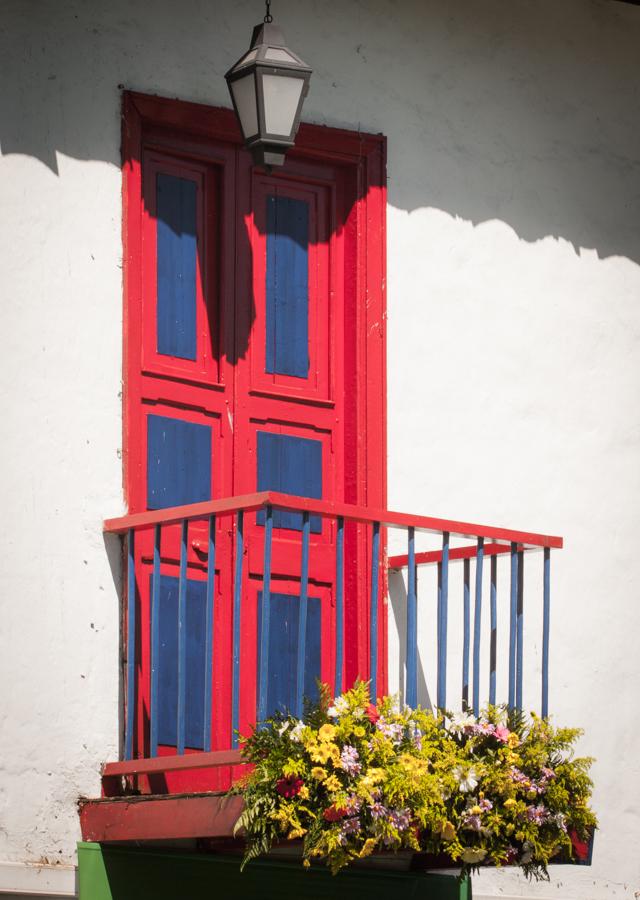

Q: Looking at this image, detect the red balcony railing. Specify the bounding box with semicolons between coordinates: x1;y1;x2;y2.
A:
103;491;562;797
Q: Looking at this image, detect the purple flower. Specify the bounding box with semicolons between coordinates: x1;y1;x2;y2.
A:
463;814;482;831
376;718;404;743
345;794;362;813
340;744;362;775
338;817;362;843
370;801;388;819
508;767;533;790
478;797;493;812
406;720;424;749
471;722;496;737
390;808;411;832
526;804;549;825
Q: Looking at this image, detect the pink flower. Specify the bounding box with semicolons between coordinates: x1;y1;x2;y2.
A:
494;726;511;744
276;776;303;798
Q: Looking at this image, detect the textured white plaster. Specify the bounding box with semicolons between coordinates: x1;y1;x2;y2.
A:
0;1;639;898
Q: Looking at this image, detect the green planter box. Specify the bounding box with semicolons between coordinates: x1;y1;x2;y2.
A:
77;842;472;900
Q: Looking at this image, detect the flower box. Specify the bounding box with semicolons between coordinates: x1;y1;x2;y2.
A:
233;682;596;880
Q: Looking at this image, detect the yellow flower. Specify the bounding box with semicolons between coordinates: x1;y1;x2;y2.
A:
359;838;378;858
298;785;310;799
311;766;327;781
318;724;337;742
441;821;457;842
504;798;516;808
270;807;291;827
303;859;311;868
360;767;385;789
470;805;482;816
324;774;341;792
461;847;487;864
507;733;520;749
312;742;341;765
288;826;307;840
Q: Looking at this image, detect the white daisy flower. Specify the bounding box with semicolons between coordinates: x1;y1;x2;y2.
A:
448;711;477;733
453;765;479;793
289;720;305;742
327;696;349;718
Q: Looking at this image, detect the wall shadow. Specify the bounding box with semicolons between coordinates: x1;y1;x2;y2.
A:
1;0;639;264
388;570;432;710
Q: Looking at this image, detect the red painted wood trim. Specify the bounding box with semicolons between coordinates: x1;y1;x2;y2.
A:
125;91;385;161
103;749;243;778
389;541;515;569
121;91;389;709
103;491;272;533
105;490;563;549
79;793;243;843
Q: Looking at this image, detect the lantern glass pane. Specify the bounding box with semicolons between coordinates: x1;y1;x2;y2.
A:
230;73;258;139
264;47;297;63
261;74;304;137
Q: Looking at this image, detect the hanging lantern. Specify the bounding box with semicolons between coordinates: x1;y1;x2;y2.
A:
225;1;312;168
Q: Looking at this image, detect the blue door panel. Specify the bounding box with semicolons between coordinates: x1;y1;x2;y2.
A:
265;194;309;378
156;173;198;361
257;591;321;719
147;414;211;510
154;574;207;750
257;431;322;531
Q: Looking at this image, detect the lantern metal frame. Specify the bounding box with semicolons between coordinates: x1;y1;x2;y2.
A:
225;20;312;168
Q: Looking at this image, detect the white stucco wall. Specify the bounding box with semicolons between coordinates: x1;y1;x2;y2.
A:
1;1;639;898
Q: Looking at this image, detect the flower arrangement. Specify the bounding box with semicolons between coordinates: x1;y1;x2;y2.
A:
233;681;596;879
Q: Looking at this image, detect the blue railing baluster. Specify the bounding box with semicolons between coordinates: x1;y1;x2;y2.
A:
542;548;551;718
203;514;216;752
258;506;273;725
296;511;310;718
473;537;484;716
125;528;136;761
508;542;518;710
369;521;381;702
489;553;497;706
437;531;450;710
150;524;161;757
462;558;470;709
334;516;344;695
516;550;524;711
177;519;188;755
231;510;244;749
406;526;418;708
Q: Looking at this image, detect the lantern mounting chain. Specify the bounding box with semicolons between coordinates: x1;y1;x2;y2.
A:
264;0;273;23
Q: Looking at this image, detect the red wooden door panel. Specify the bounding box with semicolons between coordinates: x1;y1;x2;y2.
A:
234;156;346;737
123;95;386;782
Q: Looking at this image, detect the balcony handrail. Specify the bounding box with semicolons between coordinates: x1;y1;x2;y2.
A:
104;490;563;550
112;491;561;771
390;541;513;569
